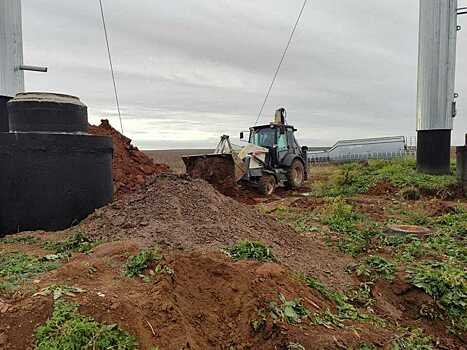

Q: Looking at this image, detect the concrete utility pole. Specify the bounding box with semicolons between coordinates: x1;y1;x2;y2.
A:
0;0;24;132
416;0;459;174
0;0;47;132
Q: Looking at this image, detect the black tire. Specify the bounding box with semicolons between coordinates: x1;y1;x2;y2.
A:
286;159;305;189
258;175;276;196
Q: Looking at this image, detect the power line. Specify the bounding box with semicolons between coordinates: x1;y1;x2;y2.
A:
98;0;124;134
254;0;309;126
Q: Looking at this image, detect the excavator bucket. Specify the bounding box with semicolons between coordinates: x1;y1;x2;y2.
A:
182;153;246;190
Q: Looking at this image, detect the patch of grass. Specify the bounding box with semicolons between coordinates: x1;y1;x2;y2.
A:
391;328;434;350
314;158;457;198
346;282;375;308
43;233;97;255
355;256;395;281
35;300;138;350
407;260;466;330
400;186;421;201
0;251;60;291
303;275;384;327
0;235;41;245
124;249;161;278
433;206;467;237
251;294;310;331
396;233;467;263
225;240;276;262
319;199;380;257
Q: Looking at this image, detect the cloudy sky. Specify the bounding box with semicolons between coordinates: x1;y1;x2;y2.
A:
22;0;467;149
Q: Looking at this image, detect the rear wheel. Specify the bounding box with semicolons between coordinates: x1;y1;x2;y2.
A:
286;159;305;189
258;175;276;196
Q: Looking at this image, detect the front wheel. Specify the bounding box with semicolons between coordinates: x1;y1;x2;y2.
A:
257;175;276;196
286;159;305;189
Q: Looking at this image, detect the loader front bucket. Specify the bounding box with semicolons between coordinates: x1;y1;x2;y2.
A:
182;153;245;191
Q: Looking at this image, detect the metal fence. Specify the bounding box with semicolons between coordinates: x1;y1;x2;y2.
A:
308;150;416;164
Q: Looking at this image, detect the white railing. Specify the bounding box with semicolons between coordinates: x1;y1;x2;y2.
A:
308;150;416;164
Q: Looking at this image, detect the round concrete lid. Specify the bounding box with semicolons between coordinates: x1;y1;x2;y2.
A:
11;92;86;107
386;224;432;236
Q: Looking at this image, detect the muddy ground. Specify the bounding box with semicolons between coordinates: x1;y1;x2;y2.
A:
0;164;465;349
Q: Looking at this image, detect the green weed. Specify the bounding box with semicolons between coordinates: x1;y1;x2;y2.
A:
35;300;138;350
391;328;434;350
43;233;97;255
0;235;41;245
319;199;380;257
407;260;466;329
124;249;161;278
225;241;276;262
315;158;457;198
251;294;310;331
0;251;60;291
346;282;375;308
355;256;395;281
304;276;383;327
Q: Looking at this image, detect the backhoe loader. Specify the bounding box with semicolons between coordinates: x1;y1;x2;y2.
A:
182;108;308;195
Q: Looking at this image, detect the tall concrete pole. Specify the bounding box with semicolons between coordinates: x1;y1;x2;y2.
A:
0;0;24;132
416;0;458;174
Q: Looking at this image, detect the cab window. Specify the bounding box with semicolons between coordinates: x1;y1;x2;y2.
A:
250;128;276;148
278;133;287;151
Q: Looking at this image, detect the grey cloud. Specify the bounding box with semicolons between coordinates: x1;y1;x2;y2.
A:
22;0;467;149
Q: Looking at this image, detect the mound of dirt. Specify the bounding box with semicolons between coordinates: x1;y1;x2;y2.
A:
88;120;170;198
1;242;389;350
81;174;355;288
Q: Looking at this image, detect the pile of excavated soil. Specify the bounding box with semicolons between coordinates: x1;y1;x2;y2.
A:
81;174;355;288
1;242;390;350
88;120;170;198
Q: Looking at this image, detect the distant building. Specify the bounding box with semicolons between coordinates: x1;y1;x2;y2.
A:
308;136;411;163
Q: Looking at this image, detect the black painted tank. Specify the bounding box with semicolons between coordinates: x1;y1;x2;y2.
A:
0;92;113;236
8;92;88;133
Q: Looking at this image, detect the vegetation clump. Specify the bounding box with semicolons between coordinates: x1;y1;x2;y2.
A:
35;300;138;350
319;199;380;257
400;186;421;201
251;294;310;331
0;235;41;245
0;251;60;291
124;249;161;278
391;328;434;350
355;256;395;281
225;240;276;262
303;275;383;327
407;260;466;330
314;158;457;198
43;232;97;255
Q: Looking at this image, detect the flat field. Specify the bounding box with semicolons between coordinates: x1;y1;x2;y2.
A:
1;158;465;349
144;149;212;174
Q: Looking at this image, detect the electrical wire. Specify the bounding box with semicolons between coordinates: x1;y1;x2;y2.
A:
254;0;309;126
98;0;124;133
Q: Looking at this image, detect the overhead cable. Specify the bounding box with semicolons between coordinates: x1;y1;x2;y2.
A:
254;0;309;125
98;0;124;133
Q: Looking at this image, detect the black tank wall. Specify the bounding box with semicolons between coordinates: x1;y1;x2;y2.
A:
416;129;451;175
0;96;11;132
8;99;88;133
0;133;113;236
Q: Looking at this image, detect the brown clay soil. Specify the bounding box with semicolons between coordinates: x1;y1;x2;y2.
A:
1;164;466;349
89;120;170;199
0;242;394;350
81;174;355;288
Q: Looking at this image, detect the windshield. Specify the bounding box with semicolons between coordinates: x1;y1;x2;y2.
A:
250;128;276;148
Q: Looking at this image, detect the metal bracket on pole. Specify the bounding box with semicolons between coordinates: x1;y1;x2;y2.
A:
18;65;48;73
458;6;467;15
